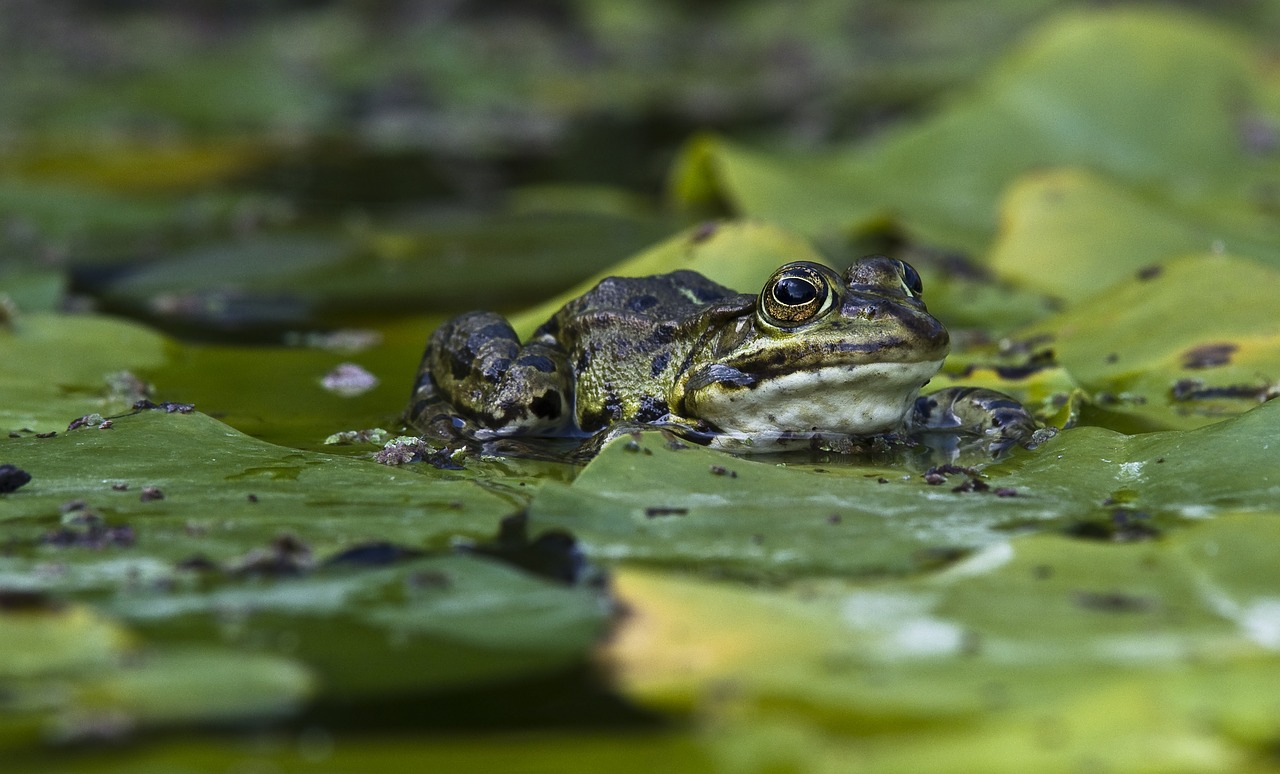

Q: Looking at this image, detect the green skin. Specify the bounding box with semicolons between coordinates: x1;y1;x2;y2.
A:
407;256;1035;446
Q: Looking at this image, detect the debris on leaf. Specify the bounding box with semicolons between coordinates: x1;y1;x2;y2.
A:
324;428;392;446
0;464;32;493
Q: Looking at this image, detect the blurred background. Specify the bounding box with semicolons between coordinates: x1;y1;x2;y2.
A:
4;0;1277;338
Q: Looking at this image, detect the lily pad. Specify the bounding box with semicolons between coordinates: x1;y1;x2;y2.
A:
605;513;1280;771
670;9;1280;253
0;313;171;434
988;168;1280;302
528;397;1280;579
1014;253;1280;431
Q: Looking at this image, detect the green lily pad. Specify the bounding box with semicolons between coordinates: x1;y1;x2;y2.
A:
607;513;1280;772
988;168;1280;302
0;409;610;744
529;397;1280;579
670;9;1280;253
83;212;674;332
1015;253;1280;431
0;313;171;434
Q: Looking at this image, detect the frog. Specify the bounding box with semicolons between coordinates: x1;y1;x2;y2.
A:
406;255;1038;451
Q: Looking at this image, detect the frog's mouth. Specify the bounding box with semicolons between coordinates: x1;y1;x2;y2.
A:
683;357;945;437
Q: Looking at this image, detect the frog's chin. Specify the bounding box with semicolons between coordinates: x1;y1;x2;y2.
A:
686;359;944;438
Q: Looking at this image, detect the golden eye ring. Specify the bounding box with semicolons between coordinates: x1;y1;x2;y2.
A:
760;262;835;326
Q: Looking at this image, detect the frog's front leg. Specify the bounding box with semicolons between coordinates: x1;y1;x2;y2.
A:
407;312;572;438
913;386;1038;445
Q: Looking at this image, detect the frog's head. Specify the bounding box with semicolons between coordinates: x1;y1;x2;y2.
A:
682;256;949;437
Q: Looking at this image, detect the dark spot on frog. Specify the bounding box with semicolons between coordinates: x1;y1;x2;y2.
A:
1074;591;1155;613
652;324;677;345
0;465;32;494
481;358;511;382
994;487;1018;497
1136;265;1162;280
515;354;557;373
530;390;562;420
826;513;842;524
650;352;671;377
635;396;668;423
1181;342;1237;369
247;493;259;503
35;432;56;439
690;285;727;303
603;388;624;420
644;506;688;518
111;483;128;491
140;486;164;502
1105;352;1119;364
709;465;737;478
575;346;593;373
1032;564;1053;580
626;294;659;312
450;350;472;380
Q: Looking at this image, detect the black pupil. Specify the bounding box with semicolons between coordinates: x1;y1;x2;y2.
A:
775;276;818;306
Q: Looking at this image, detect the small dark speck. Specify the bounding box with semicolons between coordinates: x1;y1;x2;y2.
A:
1074;591;1155;613
35;432;56;439
1181;342;1237;370
623;440;642;453
1104;353;1119;364
247;493;259;503
826;513;842;524
407;570;451;590
98;420;113;430
994;487;1018;497
7;432;19;439
877;477;889;484
1136;265;1162;281
1155;458;1165;464
691;221;718;243
812;468;828;473
448;501;465;509
111;483;128;491
140;486;164;502
709;465;737;478
751;533;764;545
1032;565;1053;580
644;506;688;518
924;473;947;485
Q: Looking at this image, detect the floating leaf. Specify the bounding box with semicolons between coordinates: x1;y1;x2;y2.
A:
670;10;1280;253
1015;253;1280;431
529;398;1280;579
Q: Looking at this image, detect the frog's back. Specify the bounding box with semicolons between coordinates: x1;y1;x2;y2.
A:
557;270;737;323
542;270;740;431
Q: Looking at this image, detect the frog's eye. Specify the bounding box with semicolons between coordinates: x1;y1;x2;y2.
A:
760;263;835;326
898;260;923;297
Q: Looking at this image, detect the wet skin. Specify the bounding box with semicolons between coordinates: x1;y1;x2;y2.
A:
407;256;1036;451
